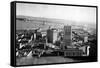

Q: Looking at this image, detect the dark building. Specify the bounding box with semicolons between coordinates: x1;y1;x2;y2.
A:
36;32;42;40
63;26;72;49
47;29;58;43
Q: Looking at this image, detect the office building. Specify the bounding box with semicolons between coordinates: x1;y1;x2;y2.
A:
47;29;58;43
63;26;72;47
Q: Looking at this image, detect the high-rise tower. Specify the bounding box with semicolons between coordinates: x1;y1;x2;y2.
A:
47;29;58;43
63;26;72;48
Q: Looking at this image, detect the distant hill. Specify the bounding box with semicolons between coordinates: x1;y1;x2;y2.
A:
16;15;74;24
16;15;73;30
16;15;96;31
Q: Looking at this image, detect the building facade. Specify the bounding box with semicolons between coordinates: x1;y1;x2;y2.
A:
63;26;72;49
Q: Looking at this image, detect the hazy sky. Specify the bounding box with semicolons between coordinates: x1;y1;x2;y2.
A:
16;3;96;24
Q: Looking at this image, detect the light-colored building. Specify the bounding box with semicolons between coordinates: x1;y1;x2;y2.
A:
84;36;88;42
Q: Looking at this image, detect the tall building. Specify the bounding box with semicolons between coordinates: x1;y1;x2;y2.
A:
63;26;72;48
47;29;58;43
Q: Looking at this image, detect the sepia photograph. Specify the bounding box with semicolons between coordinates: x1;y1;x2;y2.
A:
14;2;97;66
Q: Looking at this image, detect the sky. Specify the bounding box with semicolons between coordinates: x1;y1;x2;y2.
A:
16;3;96;24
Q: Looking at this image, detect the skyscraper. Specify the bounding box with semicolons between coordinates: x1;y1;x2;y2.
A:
47;29;58;43
63;26;72;48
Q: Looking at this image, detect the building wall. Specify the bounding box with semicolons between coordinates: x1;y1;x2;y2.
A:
53;30;58;43
47;29;53;43
63;26;72;47
47;29;58;43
